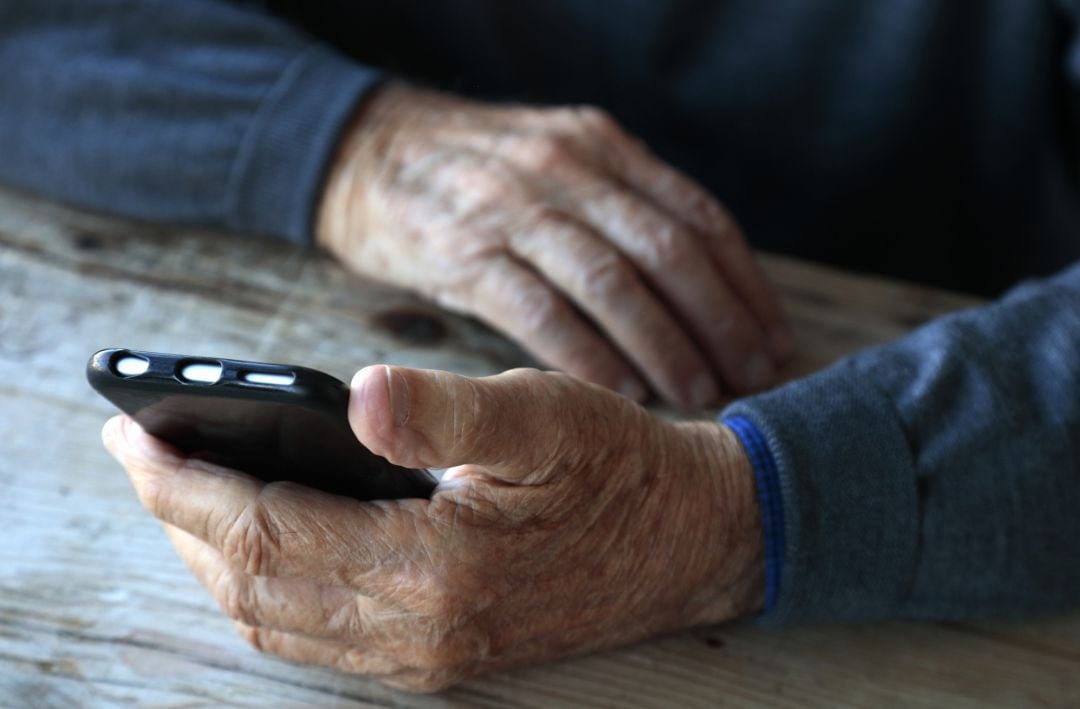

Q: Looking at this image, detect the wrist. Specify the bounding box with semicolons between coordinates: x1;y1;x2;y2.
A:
314;82;414;260
667;420;765;626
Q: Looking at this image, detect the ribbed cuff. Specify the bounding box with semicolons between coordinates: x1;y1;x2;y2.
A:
722;415;784;615
721;358;919;626
225;43;384;244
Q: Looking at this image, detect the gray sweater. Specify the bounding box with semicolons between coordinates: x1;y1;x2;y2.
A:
1;0;1077;622
726;264;1080;623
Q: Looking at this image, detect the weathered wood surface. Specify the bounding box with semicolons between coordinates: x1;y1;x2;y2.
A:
0;186;1076;708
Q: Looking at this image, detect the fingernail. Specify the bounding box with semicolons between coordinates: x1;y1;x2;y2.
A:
617;377;648;402
743;352;776;391
119;416;173;463
101;416;123;459
351;365;409;427
688;372;720;409
386;366;412;426
121;417;150;456
769;327;793;360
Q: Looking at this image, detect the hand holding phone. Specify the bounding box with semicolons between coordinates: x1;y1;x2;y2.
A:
87;348;437;500
101;363;763;691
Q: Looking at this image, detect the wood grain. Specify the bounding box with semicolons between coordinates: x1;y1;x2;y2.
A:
0;187;1075;708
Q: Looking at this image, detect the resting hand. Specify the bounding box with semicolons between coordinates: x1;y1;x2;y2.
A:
317;84;791;408
103;366;763;692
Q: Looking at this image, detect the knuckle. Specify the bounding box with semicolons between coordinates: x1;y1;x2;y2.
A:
339;599;377;643
133;475;169;520
536;368;575;389
528;203;568;231
576;105;621;136
540;370;585;402
454;166;511;207
399;671;457;694
422;583;468;622
235;622;266;653
408;596;489;672
338;646;404;676
129;458;185;520
450;380;500;457
220;498;280;577
579;250;636;301
710;219;743;249
412;629;473;673
339;646;374;675
512;284;565;333
412;642;456;672
642;222;693;271
518;133;578;171
707;312;738;341
408;604;470;670
217;574;258;627
501;366;549;390
511;204;567;251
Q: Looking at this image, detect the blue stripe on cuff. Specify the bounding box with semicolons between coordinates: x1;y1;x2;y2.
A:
722;415;785;614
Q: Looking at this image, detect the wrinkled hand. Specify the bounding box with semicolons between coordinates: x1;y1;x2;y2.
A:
103;366;763;692
317;84;791;408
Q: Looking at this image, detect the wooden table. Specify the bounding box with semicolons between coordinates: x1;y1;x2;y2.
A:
1;187;1077;707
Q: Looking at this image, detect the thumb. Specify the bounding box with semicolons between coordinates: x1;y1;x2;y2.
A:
348;365;560;476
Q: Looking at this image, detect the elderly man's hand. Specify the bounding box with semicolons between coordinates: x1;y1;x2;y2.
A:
102;366;763;692
317;84;791;409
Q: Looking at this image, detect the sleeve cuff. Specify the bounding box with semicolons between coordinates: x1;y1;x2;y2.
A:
722;415;784;615
224;43;384;245
721;358;920;626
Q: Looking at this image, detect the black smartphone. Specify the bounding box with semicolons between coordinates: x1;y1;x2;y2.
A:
87;348;437;500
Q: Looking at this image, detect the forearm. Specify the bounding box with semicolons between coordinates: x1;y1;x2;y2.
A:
723;262;1080;623
0;0;381;243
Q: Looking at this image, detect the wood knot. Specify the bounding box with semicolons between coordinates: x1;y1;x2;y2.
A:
73;232;104;250
371;308;447;345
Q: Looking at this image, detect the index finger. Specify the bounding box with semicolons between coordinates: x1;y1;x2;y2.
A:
102;416;428;593
584;111;792;358
568;186;776;395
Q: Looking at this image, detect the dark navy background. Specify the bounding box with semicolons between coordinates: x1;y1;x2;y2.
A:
267;1;1080;295
2;1;1079;295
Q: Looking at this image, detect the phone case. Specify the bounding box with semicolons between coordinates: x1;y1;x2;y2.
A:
87;348;436;500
